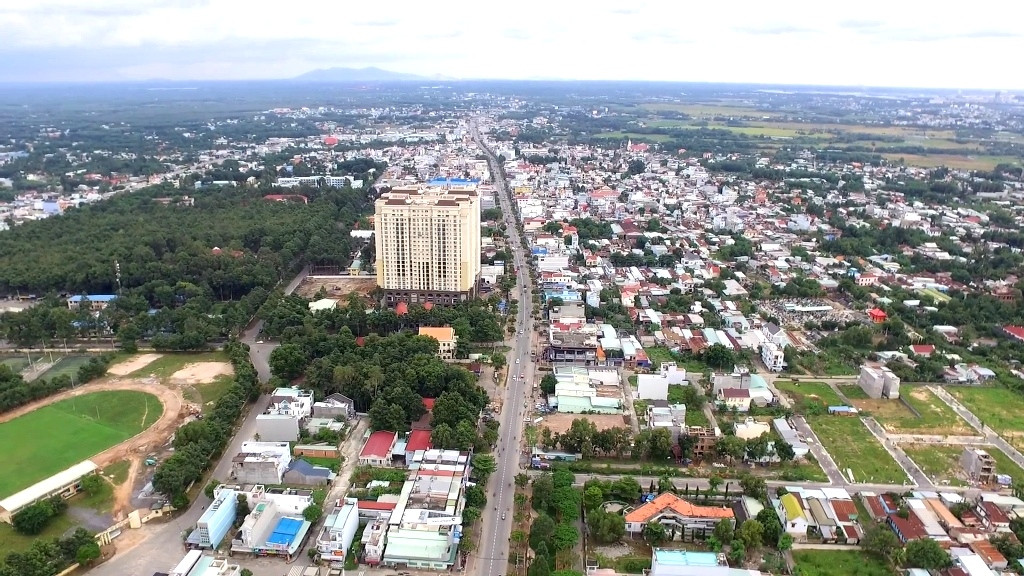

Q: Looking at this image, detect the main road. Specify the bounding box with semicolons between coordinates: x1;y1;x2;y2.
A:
471;119;534;576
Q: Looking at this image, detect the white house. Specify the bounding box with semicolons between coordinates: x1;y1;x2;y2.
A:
637;362;687;401
761;342;786;372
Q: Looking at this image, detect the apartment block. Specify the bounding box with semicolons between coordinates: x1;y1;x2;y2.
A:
961;448;997;485
374;186;481;305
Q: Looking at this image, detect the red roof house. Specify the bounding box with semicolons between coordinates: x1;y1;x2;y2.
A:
405;429;433;456
358;431;397;467
867;308;888;324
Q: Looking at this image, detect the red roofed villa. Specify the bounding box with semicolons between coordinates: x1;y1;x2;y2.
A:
625;492;733;540
1004;325;1024;343
867;308;888;324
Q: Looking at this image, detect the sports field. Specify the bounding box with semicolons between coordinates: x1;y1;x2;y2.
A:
0;390;162;497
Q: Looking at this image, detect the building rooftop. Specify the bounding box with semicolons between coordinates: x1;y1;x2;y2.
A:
653;549;721;567
0;460;98;513
418;326;456;342
625;492;734;523
360;431;398;459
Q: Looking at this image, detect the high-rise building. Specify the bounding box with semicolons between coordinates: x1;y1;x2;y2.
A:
374;186;481;305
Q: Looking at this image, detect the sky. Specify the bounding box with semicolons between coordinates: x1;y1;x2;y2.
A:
1;0;1021;89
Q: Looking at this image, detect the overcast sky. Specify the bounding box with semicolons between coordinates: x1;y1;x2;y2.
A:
1;0;1021;88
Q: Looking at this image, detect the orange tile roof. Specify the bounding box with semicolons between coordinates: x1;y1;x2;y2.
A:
624;492;734;523
418;326;456;342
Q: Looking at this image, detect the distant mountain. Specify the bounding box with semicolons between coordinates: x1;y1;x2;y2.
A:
292;66;434;82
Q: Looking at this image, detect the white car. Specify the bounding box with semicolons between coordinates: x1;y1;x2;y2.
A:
515;359;520;364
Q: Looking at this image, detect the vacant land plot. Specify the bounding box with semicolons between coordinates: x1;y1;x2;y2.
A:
902;444;968;487
809;416;908;484
986;448;1024;483
950;386;1024;435
131;351;228;379
774;381;844;410
837;385;870;400
851;388;970;434
540;413;628;435
0;513;77;556
295;275;377;299
883;153;1019;171
37;355;93;381
792;550;890;576
171;362;234;385
108;353;162;376
0;390;163;497
185;374;236;409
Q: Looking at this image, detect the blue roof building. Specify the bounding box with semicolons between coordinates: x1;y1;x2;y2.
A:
67;294;117;311
187;488;237;549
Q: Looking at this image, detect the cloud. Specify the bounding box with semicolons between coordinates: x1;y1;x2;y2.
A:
0;0;1021;88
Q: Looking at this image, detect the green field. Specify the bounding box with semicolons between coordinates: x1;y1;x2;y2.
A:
774;381;845;410
37;355;94;381
0;513;78;556
0;390;163;497
902;444;968;487
594;131;673;142
792;550;890;576
130;351;228;379
185;374;236;409
987;447;1024;483
950;386;1024;435
837;385;870;400
0;356;30;373
850;387;971;434
809;416;908;484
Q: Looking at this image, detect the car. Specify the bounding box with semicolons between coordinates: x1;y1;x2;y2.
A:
501;512;506;520
515;358;520;364
519;329;524;335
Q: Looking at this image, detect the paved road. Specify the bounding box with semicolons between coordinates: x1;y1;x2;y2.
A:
930;385;1024;474
789;415;847;485
471;120;534;576
861;417;924;488
92;267;308;575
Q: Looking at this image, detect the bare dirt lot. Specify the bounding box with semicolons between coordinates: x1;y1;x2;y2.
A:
295;275;377;299
170;362;234;385
540;413;629;435
107;354;163;376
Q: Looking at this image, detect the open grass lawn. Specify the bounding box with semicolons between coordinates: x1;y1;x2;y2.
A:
774;381;844;410
594;131;673;142
792;550;890;576
986;448;1024;482
0;356;30;373
301;456;341;473
102;459;132;485
883;153;1020;171
37;355;94;381
185;374;236;408
902;444;968;487
950;386;1024;435
0;390;163;497
851;388;970;434
838;385;870;400
809;416;908;484
645;347;708;373
131;351;228;379
640;102;771;117
0;513;78;556
684;405;710;428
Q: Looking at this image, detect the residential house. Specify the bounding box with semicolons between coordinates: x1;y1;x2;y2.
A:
637;362;687;401
312;393;355;420
282;459;335;486
961;448;997;485
624;492;734;540
418;326;458;361
761;342;785;372
717;388;753;412
358;431;398;467
776;493;809;542
230;442;292;485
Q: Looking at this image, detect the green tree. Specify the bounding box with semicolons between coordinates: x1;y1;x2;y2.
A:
302;504;323;523
515;473;529;488
532;473;555;512
778;533;793;552
774;438;796;462
79;474;105;495
756;508;782;546
712;518;735;544
736;519;763;552
76;541;101;565
540;373;558;395
529;514;556;551
491;353;506;370
739;474;767;500
643;522;668;545
862;523;901;561
204;480;221;499
704;343;735;370
728;540;746;566
472;453;497;484
905;538;952;570
553;523;580;551
586;509;625;544
269;343;307;380
583;486;604;512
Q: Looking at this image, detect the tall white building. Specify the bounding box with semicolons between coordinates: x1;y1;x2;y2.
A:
374;186;481;305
